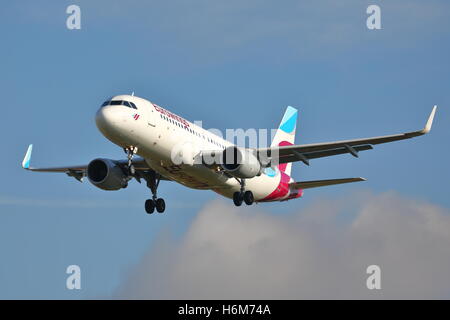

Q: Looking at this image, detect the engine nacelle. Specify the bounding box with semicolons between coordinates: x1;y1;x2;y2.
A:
221;146;262;179
87;158;129;191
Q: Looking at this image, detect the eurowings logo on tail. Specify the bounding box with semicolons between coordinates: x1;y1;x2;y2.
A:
270;106;298;176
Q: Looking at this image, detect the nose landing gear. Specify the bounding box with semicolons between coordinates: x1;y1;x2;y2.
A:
124;146;138;176
232;178;254;206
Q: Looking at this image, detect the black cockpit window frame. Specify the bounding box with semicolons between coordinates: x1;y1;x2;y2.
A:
101;100;137;109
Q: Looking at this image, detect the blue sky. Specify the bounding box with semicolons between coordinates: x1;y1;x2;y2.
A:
0;0;449;299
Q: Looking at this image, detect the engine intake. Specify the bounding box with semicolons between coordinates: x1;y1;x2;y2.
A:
87;158;129;190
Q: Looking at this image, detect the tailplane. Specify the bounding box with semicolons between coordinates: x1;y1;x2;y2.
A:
290;177;366;190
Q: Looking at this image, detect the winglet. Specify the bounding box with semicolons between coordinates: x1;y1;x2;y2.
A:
421;105;437;134
22;144;33;169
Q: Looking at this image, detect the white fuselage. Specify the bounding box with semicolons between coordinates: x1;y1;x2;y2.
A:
95;95;301;202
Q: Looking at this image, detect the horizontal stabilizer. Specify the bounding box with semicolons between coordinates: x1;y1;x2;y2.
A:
290;177;366;190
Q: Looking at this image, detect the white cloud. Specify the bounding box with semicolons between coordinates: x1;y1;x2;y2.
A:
113;191;450;299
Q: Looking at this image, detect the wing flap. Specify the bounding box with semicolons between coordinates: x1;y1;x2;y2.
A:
290;177;366;190
278;144;373;165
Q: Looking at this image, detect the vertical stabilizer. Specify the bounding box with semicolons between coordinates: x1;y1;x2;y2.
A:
271;106;298;176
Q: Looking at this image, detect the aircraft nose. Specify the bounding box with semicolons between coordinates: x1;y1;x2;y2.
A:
95;106;122;133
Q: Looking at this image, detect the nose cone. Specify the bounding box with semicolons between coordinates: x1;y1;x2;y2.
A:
96;106;117;132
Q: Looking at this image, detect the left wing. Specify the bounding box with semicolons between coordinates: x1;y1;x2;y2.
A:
21;144;169;182
258;106;437;166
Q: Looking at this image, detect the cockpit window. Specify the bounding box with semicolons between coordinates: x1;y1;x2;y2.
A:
101;100;137;109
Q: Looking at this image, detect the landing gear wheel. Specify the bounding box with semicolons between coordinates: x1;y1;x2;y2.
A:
155;198;165;213
145;199;155;214
233;192;244;206
144;172;166;214
244;191;254;205
129;164;136;176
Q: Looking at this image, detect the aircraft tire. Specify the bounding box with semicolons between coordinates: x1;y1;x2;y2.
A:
156;198;166;213
145;199;155;214
244;191;254;205
233;192;243;206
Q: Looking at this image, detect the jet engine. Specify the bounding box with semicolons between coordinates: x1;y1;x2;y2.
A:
221;146;262;179
87;158;129;190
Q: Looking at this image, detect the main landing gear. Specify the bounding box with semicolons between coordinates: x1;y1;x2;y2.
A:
232;178;254;206
144;171;166;214
123;146;166;214
145;198;165;214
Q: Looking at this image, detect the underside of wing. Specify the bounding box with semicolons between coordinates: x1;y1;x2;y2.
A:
290;177;366;189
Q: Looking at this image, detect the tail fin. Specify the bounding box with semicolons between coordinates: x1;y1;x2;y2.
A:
271;106;298;176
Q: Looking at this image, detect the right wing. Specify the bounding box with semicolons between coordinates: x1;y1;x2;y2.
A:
258;106;437;166
290;177;366;189
21;144;170;182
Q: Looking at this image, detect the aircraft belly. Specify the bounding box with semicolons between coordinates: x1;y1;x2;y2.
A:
143;154;280;201
118;117;283;201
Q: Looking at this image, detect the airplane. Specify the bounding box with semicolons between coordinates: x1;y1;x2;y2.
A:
21;95;437;214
